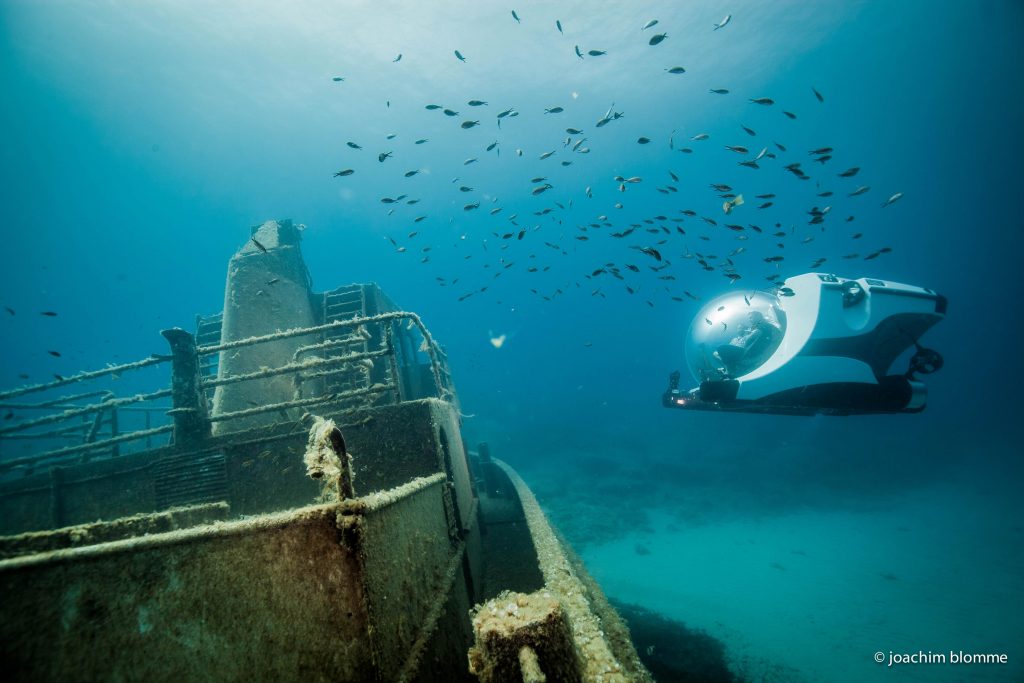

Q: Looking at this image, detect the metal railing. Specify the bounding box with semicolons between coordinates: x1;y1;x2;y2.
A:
0;311;457;477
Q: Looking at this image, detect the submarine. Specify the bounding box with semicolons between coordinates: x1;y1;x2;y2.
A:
663;272;946;416
0;220;651;682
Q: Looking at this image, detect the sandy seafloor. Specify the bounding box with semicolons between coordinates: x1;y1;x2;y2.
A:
526;457;1023;683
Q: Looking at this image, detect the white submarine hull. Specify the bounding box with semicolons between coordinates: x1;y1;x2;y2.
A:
664;273;946;416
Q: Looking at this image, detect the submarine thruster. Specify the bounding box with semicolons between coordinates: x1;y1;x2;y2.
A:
663;272;946;416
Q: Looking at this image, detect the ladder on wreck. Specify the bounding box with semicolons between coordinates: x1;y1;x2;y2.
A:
322;286;375;397
195;312;223;403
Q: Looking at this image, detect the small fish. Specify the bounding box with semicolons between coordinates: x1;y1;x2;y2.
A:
575;45;584;59
713;14;732;31
545;106;564;114
464;202;480;211
40;311;58;317
588;49;607;56
709;88;730;94
724;145;749;154
3;306;13;315
810;146;833;155
486;141;498;152
638;246;662;261
464;158;478;165
250;237;268;253
332;76;345;82
881;192;903;208
346;141;362;149
666;66;686;75
637;137;650;144
454;50;466;62
415;138;428;145
393;54;402;62
378;151;393;162
648;33;667;46
461;120;480;129
468;100;488;106
404;169;420;177
783;111;797;119
511;10;520;23
838;166;860;177
848;185;870;197
812;86;824;103
425;104;443;110
749;97;774;105
48;350;61;357
643;19;659;30
556;20;563;33
333;169;355;177
742;125;757;136
723;195;745;214
691;133;709;141
539;150;555;160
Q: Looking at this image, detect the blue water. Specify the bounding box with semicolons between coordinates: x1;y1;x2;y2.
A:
2;1;1022;681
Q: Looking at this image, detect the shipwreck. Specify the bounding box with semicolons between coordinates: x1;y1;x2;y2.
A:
0;220;651;682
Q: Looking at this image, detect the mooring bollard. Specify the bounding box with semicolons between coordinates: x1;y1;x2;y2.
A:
161;328;212;448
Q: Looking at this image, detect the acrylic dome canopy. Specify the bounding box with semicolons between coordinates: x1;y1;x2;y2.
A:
685;291;787;382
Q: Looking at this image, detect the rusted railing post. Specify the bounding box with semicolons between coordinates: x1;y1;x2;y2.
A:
384;324;403;404
161;328;211;448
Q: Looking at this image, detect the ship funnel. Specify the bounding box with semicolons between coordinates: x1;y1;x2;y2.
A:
211;219;318;434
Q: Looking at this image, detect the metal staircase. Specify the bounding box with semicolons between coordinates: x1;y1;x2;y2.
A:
321;286;374;395
195;312;223;402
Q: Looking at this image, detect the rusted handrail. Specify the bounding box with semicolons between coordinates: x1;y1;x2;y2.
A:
0;424;175;473
0;389;172;437
0;356;170;402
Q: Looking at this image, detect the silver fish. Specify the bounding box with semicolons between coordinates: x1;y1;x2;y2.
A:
881;192;903;208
